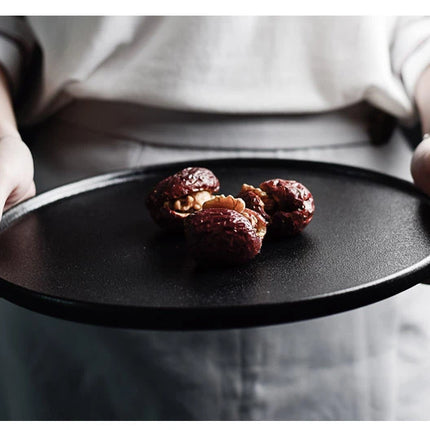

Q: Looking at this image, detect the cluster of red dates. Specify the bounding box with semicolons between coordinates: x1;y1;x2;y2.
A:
146;167;315;265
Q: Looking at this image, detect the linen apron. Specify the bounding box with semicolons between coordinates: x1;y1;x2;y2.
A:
0;101;428;420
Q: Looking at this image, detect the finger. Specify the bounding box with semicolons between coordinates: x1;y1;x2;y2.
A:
3;181;36;212
411;136;430;196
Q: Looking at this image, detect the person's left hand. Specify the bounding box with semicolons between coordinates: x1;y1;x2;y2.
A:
411;135;430;196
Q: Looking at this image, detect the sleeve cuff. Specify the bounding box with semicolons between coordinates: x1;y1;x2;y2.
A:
0;18;37;98
391;18;430;102
401;36;430;101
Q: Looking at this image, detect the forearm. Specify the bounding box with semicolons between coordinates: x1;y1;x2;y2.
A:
415;65;430;133
0;68;19;138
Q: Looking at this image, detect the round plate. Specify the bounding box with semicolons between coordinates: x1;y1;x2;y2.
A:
0;159;429;330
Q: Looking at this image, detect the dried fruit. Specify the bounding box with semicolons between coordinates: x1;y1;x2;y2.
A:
146;166;315;266
184;195;267;265
146;167;220;231
238;179;315;236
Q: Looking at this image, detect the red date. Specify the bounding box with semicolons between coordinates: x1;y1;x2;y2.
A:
146;167;220;231
238;179;315;236
184;196;267;265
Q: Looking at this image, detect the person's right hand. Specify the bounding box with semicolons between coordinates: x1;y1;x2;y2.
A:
0;134;35;220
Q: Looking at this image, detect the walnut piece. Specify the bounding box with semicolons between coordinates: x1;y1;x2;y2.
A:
170;190;213;213
203;195;246;213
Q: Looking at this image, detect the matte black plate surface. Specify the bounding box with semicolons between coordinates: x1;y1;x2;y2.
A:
0;159;430;330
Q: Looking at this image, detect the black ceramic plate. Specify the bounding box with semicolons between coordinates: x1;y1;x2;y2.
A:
0;159;429;330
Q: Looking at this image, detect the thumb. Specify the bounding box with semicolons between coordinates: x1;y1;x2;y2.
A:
411;135;430;196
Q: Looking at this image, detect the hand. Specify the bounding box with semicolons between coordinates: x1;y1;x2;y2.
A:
411;135;430;196
0;134;35;220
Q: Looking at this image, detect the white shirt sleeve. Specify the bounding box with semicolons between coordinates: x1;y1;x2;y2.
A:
0;17;36;95
391;16;430;102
